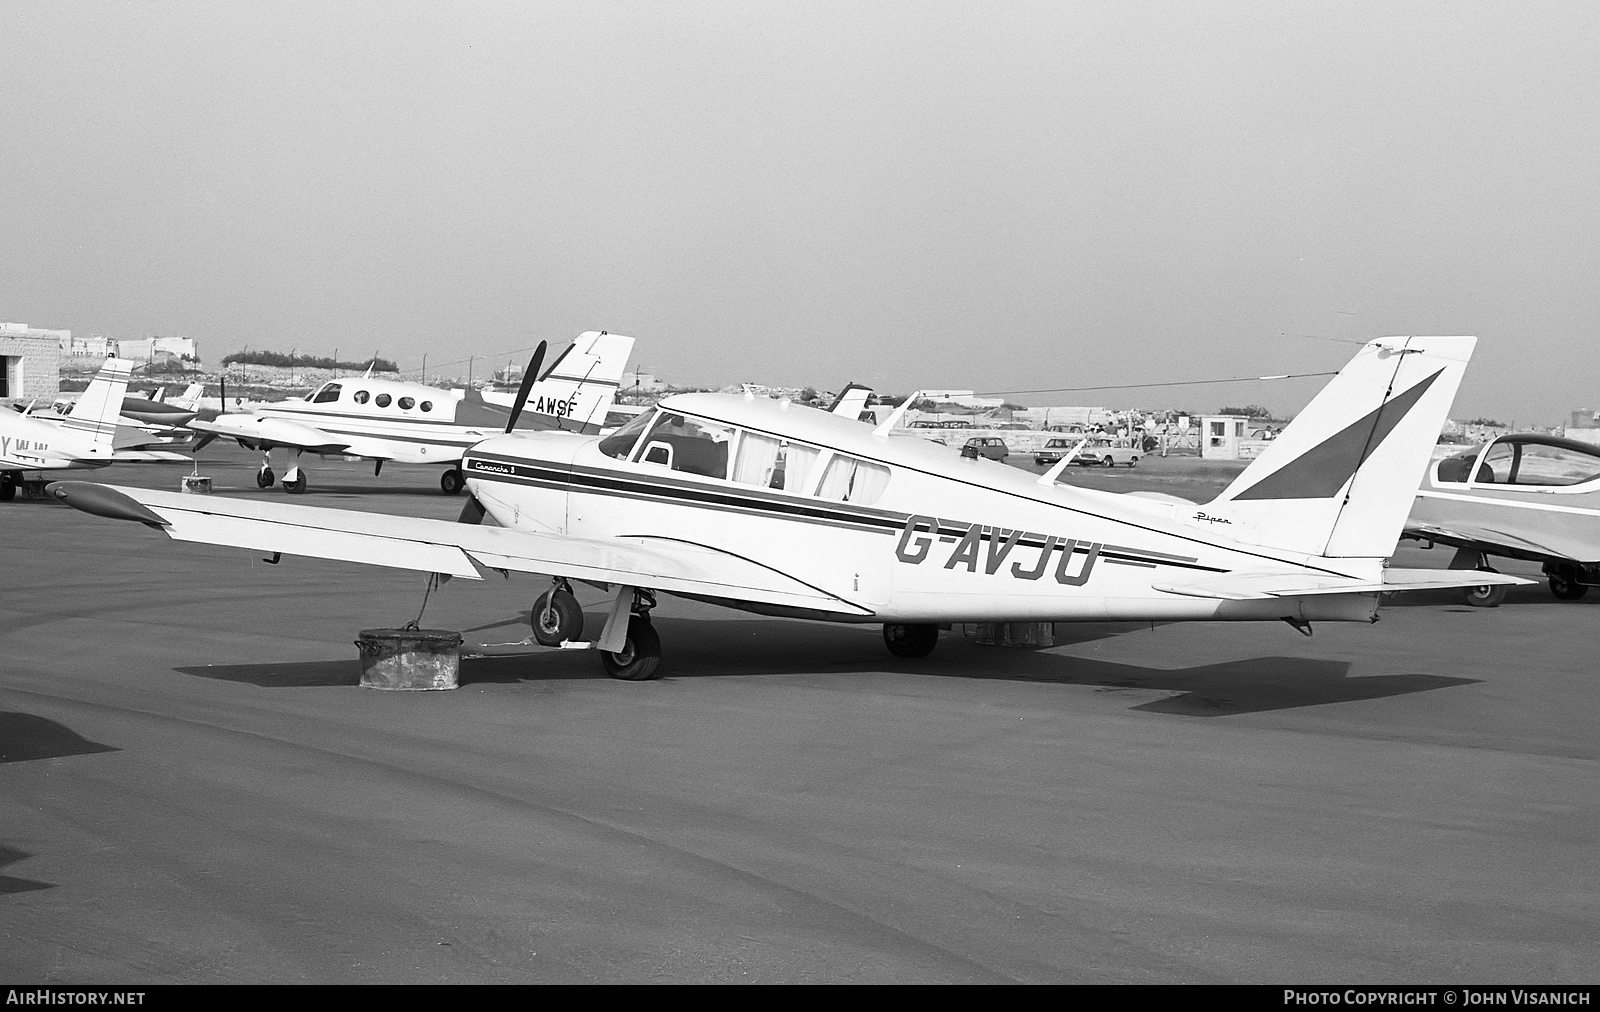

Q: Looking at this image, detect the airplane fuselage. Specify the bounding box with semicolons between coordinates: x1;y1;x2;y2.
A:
0;409;110;472
462;394;1382;625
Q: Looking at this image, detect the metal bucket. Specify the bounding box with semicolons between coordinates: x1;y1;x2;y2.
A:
354;628;463;690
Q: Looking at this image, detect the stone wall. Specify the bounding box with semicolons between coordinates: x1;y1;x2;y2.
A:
0;335;60;406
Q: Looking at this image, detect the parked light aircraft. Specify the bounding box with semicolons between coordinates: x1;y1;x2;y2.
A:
2;357;133;500
1405;432;1600;604
187;331;634;495
49;336;1529;680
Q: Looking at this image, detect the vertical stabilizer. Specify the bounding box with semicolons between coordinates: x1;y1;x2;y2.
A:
63;357;134;448
463;332;636;434
1204;337;1476;558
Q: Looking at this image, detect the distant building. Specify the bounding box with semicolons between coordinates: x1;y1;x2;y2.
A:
61;333;115;358
116;335;198;365
1571;409;1597;430
0;322;63;405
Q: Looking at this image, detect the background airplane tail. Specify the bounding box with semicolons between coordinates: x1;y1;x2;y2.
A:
1204;336;1476;558
63;357;133;447
534;331;635;433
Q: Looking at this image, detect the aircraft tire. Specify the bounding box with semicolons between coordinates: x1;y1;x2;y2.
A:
256;468;275;488
283;472;307;495
600;616;661;680
883;623;939;658
1463;580;1508;608
531;589;584;646
0;473;16;502
1548;568;1589;601
440;468;464;495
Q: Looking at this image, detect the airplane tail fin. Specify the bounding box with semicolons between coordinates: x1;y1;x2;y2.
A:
169;382;205;412
531;331;635;434
63;357;134;448
1204;337;1476;558
827;382;874;420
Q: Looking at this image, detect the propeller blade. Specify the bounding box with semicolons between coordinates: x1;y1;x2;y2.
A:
503;341;547;434
457;493;486;525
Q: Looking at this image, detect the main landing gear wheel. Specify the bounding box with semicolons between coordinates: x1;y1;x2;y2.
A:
531;589;584;646
282;471;307;495
883;623;939;658
601;615;661;681
0;473;16;502
255;468;275;488
1463;568;1508;608
440;468;465;495
1547;565;1589;601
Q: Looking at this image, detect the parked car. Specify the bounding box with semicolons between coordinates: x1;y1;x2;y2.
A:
1034;437;1081;467
1073;437;1140;467
962;436;1010;461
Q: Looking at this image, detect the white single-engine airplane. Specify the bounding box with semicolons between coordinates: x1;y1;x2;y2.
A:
50;336;1529;680
187;331;634;495
2;357;134;500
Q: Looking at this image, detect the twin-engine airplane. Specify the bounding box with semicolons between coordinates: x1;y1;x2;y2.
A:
51;336;1529;680
187;331;634;495
2;357;134;500
1405;431;1600;604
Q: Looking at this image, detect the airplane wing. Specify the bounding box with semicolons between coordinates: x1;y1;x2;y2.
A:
47;482;873;617
1153;568;1532;601
1403;521;1583;562
189;414;352;454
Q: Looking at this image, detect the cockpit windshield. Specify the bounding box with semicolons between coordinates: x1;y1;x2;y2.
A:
597;408;656;459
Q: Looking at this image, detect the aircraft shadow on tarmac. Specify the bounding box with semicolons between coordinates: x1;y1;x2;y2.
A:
0;844;53;895
174;615;1477;714
0;711;119;765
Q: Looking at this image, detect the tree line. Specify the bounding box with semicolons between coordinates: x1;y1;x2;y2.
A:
221;351;399;372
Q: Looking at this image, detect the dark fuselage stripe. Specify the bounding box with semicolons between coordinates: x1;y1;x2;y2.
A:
464;455;1226;573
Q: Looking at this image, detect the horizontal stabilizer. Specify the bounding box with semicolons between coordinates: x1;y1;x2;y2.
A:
1155;568;1532;601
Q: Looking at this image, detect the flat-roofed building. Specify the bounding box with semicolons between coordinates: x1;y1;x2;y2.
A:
0;322;63;406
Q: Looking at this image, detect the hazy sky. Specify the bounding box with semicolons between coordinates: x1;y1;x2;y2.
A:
3;2;1597;420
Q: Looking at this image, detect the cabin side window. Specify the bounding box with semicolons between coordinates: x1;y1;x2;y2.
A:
353;390;370;404
375;393;392;408
311;382;342;404
398;396;415;410
1510;443;1600;486
635;412;734;479
598;409;656;460
420;400;432;412
731;432;780;487
817;454;891;504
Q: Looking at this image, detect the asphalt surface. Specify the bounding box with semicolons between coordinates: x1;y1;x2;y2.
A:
2;448;1596;983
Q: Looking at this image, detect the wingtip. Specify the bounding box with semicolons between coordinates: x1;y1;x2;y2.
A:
45;481;171;528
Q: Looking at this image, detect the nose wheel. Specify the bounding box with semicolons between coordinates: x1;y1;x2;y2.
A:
532;582;585;646
255;467;275;488
440;468;464;495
